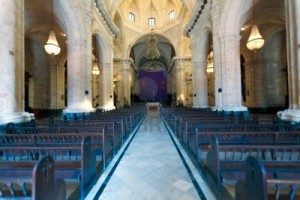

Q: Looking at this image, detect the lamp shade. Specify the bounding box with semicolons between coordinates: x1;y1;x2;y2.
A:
246;24;264;51
92;61;100;75
44;30;61;55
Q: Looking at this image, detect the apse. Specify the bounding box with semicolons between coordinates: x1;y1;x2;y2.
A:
138;70;167;103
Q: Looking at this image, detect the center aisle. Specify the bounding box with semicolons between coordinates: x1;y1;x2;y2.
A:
87;111;215;200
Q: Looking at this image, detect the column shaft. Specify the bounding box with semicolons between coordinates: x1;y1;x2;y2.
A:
0;0;33;125
278;0;300;122
219;35;247;111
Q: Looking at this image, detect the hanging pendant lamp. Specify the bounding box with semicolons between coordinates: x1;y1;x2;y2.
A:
44;0;61;55
246;0;264;51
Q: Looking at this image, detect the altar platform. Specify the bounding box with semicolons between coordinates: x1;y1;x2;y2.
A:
146;102;160;112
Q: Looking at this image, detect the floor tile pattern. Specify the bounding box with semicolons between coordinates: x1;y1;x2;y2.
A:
88;111;215;200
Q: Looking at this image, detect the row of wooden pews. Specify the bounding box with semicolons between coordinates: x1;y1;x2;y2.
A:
1;106;146;199
0;136;95;200
160;107;300;200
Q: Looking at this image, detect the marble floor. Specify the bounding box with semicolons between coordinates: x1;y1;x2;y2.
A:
86;111;215;200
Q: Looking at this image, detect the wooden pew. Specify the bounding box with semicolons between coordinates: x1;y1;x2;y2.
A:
206;137;300;199
0;136;98;199
0;129;113;170
235;156;300;200
189;130;300;164
0;155;66;200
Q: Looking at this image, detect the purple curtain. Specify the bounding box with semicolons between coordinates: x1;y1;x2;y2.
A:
138;70;167;102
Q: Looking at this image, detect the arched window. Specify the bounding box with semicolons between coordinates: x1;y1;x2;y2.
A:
129;12;135;22
148;18;155;26
169;10;174;20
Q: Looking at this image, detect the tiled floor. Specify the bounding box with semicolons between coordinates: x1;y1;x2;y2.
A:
87;111;215;200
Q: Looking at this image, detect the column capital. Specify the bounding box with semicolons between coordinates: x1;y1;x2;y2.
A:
171;56;192;65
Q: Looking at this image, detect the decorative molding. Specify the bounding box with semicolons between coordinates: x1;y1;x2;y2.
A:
183;0;208;37
169;56;192;73
93;1;119;39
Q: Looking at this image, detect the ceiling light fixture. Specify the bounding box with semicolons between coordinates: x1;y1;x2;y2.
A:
246;0;264;51
44;0;61;55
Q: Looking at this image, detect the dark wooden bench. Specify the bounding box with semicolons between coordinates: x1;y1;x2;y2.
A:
0;155;66;200
190;131;300;164
0;129;113;170
206;137;300;199
0;136;98;199
236;156;300;200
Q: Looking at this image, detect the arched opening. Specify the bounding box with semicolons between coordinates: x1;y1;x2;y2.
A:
130;34;175;105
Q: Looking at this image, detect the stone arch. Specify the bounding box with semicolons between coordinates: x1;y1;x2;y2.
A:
130;32;177;57
219;0;252;36
92;31;111;65
113;11;127;57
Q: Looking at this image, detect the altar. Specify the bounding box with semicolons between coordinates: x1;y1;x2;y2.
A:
146;102;160;112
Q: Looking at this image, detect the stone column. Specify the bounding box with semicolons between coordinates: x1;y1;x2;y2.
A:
63;9;94;114
0;0;34;126
173;57;191;106
211;5;222;111
192;61;209;108
82;9;94;112
190;30;209;108
219;35;247;112
120;59;132;106
176;66;185;105
98;60;115;110
278;0;300;122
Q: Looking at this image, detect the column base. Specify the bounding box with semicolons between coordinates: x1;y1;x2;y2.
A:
192;106;211;111
63;104;96;114
212;105;249;112
0;112;35;134
0;112;35;125
277;109;300;123
97;104;116;111
222;106;248;112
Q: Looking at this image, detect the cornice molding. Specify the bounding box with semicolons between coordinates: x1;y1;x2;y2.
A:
183;0;208;38
94;1;119;39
